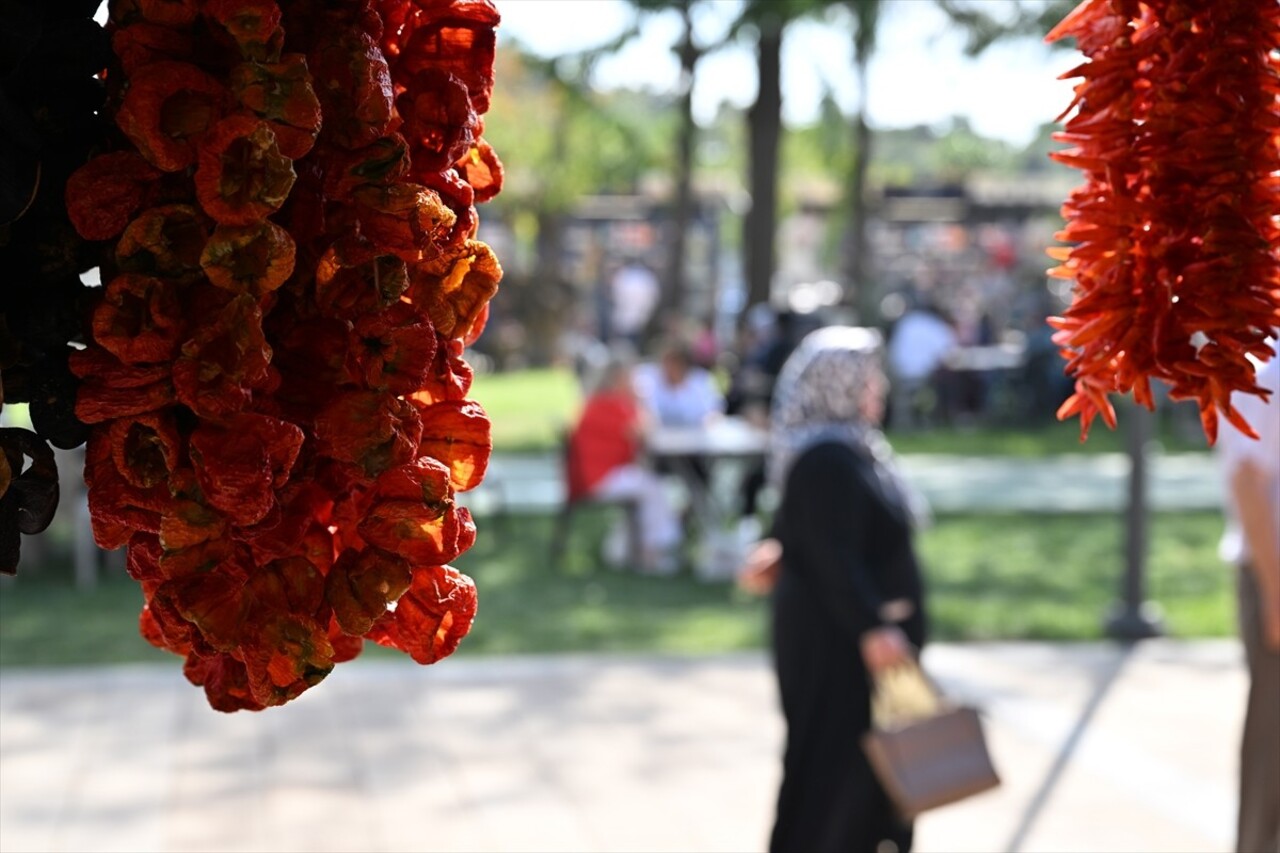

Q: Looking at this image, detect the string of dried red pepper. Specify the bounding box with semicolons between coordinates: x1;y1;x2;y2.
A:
1046;0;1280;443
66;0;503;711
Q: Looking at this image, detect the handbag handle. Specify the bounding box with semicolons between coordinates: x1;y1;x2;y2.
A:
871;658;943;730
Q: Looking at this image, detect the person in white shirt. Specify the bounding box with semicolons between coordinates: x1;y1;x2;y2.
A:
633;342;724;429
886;303;957;428
633;341;725;519
610;261;660;346
1217;332;1280;853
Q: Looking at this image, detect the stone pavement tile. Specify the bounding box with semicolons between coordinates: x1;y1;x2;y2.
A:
917;642;1243;853
0;644;1247;853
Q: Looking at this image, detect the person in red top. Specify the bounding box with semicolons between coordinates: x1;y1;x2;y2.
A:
568;357;681;573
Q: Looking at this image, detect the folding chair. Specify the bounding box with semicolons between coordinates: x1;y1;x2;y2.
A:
549;429;644;570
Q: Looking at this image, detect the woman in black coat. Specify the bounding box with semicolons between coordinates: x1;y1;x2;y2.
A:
740;326;928;853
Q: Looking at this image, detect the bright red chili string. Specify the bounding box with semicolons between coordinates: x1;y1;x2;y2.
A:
1047;0;1280;443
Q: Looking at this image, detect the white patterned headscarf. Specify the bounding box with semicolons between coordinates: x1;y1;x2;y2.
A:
769;326;930;527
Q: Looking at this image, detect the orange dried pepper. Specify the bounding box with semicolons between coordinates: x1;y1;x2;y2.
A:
106;413;182;491
325;547;413;635
171;294;272;419
320;133;412;200
408;238;501;339
314;235;410;317
352;182;455;261
307;29;395;150
189;412;304;525
111;23;195;76
414;398;491;491
348;302;438;394
312;389;422;478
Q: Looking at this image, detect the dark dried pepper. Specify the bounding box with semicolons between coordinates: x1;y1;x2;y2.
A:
117;62;227;172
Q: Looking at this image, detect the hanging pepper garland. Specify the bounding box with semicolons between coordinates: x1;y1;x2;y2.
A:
64;0;504;711
1046;0;1280;443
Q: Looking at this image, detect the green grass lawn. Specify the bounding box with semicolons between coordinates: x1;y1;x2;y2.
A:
466;367;1209;456
469;368;583;453
0;510;1232;668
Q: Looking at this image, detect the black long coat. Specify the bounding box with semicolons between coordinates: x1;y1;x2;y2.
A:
768;440;928;853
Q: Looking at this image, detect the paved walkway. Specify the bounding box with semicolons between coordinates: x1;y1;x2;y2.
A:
0;641;1248;853
471;452;1221;516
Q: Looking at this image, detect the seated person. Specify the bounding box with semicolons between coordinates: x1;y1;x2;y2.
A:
633;340;726;523
633;340;724;428
886;301;957;429
567;357;681;574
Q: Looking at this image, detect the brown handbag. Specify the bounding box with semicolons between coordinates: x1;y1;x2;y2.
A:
860;660;1001;820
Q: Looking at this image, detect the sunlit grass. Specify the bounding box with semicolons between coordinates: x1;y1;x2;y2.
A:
468;367;583;453
464;367;1209;456
0;511;1230;668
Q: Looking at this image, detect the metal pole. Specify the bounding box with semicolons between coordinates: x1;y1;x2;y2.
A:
1105;403;1164;639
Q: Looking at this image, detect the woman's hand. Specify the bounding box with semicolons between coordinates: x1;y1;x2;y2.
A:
860;625;913;673
737;537;782;595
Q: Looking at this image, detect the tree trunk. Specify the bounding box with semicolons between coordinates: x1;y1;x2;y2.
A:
524;102;572;365
744;13;782;313
652;0;698;341
844;0;880;322
522;208;569;365
846;102;873;320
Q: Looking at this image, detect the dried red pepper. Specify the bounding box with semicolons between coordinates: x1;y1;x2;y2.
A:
67;0;503;711
199;220;296;296
203;0;285;62
116;61;227;172
1047;0;1280;442
108;0;200;29
366;564;477;665
116;204;211;280
65;152;161;241
91;274;185;365
228;55;322;159
111;22;194;75
194;116;296;226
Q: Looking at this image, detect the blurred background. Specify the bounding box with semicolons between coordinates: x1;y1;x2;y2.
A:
0;2;1245;852
2;0;1229;663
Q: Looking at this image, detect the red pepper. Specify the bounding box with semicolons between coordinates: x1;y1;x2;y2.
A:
200;220;296;296
366;564;477;665
194;116;296;226
65;152;161;241
116;62;227;173
203;0;285;62
74;0;506;711
229;55;322;158
1047;0;1280;441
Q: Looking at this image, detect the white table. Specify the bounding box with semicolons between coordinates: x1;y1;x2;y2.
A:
645;417;770;580
646;416;770;460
